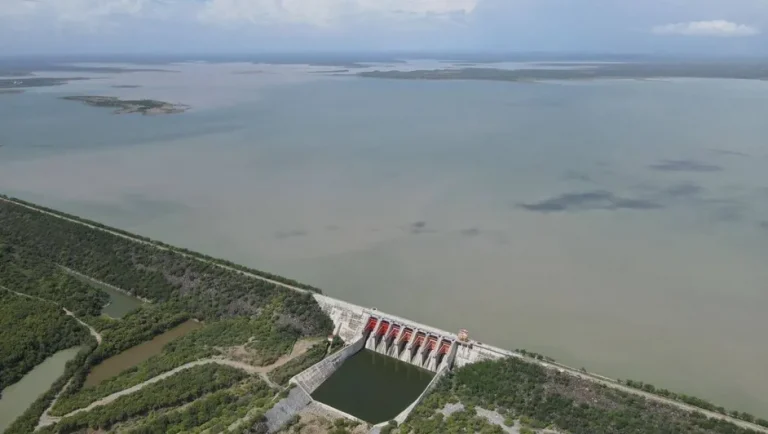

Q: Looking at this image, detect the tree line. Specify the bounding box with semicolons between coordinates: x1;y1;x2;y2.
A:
0;197;337;432
0;198;332;334
400;357;766;434
623;379;768;428
38;364;247;434
2;195;324;293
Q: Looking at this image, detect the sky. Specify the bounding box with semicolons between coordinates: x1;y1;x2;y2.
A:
0;0;767;55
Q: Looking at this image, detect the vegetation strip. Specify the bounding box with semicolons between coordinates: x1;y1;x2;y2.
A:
402;357;767;434
0;195;333;433
0;290;89;394
0;195;324;293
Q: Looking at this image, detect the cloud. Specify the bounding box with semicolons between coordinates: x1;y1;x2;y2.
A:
198;0;478;27
518;191;662;213
652;20;760;37
649;159;722;173
0;0;149;25
0;0;40;17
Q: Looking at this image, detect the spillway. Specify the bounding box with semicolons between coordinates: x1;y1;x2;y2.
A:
362;316;457;372
284;296;510;431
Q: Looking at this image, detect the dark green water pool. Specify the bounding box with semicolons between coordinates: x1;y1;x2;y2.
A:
311;349;434;424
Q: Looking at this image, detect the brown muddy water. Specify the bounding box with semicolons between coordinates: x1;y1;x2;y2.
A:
84;320;202;386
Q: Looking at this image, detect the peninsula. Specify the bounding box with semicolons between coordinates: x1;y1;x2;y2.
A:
61;96;190;115
358;61;768;82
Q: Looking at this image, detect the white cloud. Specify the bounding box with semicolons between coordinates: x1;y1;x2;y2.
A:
0;0;41;17
198;0;479;27
0;0;147;22
1;0;477;29
652;20;760;37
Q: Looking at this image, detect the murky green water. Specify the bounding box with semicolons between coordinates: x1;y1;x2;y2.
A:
0;347;81;433
100;286;144;319
62;269;144;318
312;350;434;424
84;320;201;386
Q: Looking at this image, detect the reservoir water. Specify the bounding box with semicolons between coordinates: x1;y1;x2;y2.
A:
1;62;767;415
0;347;81;433
84;320;201;386
312;350;434;424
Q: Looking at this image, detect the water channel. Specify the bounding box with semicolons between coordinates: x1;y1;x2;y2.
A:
99;286;144;319
64;269;144;319
0;347;81;433
84;320;202;386
312;350;434;424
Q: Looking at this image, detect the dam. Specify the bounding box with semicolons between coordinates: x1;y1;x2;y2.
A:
271;294;514;430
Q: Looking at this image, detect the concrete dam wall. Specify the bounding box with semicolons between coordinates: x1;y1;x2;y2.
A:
292;336;366;394
272;294;518;432
362;316;458;372
313;294;510;372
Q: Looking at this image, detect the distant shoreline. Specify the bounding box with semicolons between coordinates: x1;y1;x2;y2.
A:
357;63;768;83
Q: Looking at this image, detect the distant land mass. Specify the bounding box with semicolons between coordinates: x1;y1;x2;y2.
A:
358;62;768;82
61;96;190;115
0;77;88;89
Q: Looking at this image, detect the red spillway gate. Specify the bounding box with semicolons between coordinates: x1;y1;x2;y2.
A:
438;340;451;355
399;328;413;343
413;332;426;348
376;321;390;336
398;328;413;354
388;324;401;339
364;317;378;334
426;336;438;352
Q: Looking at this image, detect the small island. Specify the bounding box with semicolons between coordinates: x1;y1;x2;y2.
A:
110;84;142;89
310;69;350;74
0;89;25;95
61;96;189;115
